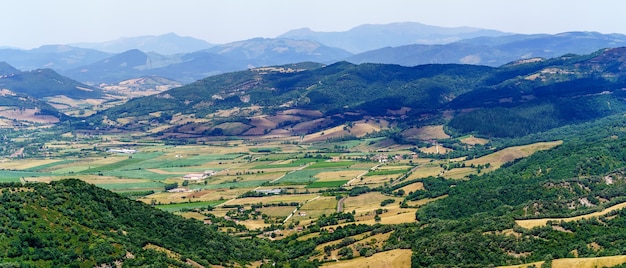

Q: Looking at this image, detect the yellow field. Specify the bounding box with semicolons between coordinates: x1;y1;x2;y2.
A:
467;141;562;169
405;195;448;207
418;145;453;154
296;196;338;224
321;249;412;268
460;135;489;145
516;202;626;229
499;255;626;268
0;159;60;170
406;165;443;179
399;182;424;195
315;170;365;182
441;167;475;180
356;174;396;186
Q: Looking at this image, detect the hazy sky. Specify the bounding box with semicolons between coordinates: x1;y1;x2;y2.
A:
1;0;624;49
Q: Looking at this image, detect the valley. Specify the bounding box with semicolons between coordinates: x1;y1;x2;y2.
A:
4;20;626;267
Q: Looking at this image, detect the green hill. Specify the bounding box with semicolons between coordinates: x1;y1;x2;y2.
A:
0;179;275;267
83;47;626;139
0;68;103;99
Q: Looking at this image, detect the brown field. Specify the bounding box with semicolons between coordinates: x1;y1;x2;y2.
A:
0;108;59;123
402;125;450;140
467;140;562;169
301;121;381;143
460;135;489;145
321;249;412;268
399;181;424;195
516;202;626;229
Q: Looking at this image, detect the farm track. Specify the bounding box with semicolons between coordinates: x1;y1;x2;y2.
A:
343;163;382;187
336;197;346;213
284;195;320;223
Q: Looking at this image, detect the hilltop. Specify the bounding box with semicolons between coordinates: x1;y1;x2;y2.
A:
79;47;626;139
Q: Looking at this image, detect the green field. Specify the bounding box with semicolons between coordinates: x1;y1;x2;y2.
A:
305;180;349;188
0;170;52;182
305;161;355;169
252;158;318;169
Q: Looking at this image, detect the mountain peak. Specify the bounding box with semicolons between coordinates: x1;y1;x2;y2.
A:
0;61;20;75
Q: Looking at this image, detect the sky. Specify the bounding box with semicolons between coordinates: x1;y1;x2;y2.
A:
1;0;624;49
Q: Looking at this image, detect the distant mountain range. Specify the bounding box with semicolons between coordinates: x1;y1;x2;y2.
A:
2;22;626;86
70;33;214;55
346;31;626;67
63;38;353;83
279;22;509;53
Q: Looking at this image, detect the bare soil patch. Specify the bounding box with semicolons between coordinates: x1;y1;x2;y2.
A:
402;125;450;140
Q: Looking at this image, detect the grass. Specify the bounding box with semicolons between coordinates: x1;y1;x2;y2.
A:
0;170;52;182
306;161;355;169
306;180;349;188
155;200;226;212
252;158;317;169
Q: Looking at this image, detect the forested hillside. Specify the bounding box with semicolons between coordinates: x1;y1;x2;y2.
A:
385;116;626;267
0;179;282;267
81;47;626;140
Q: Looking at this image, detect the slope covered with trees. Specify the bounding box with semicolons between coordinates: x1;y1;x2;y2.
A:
0;179;280;267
